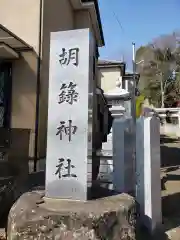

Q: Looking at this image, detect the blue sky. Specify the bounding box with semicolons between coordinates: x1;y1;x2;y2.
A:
98;0;180;69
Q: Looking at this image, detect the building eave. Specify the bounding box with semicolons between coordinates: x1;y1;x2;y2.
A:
98;60;126;75
122;73;140;85
70;0;105;47
98;63;125;68
124;73;140;78
0;24;33;52
85;0;104;46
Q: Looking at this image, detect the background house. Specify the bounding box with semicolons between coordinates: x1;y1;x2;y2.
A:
98;60;125;93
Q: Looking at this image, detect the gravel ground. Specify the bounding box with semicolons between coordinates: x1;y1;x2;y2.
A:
27;138;180;239
1;136;180;239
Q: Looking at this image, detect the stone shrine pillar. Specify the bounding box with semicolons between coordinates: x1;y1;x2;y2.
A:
105;79;135;193
7;31;137;240
45;29;95;201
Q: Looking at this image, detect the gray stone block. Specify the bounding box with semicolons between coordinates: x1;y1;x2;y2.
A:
7;191;137;240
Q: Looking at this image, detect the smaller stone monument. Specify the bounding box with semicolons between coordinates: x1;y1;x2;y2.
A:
104;79;135;194
136;116;162;233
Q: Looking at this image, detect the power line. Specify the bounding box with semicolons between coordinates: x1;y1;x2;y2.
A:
105;0;134;66
106;0;128;35
105;0;126;60
106;0;133;43
111;9;125;33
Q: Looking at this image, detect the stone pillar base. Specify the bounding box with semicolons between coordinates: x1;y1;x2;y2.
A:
7;191;137;240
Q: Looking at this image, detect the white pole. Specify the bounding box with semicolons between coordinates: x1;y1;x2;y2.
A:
132;43;135;65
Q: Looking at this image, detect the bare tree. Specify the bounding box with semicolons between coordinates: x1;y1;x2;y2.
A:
136;32;180;107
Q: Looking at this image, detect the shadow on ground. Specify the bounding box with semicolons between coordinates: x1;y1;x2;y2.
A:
162;192;180;226
160;135;180;236
161;136;180;168
137;226;170;240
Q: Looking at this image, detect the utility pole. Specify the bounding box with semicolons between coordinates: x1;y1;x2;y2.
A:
132;42;137;196
160;73;164;108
